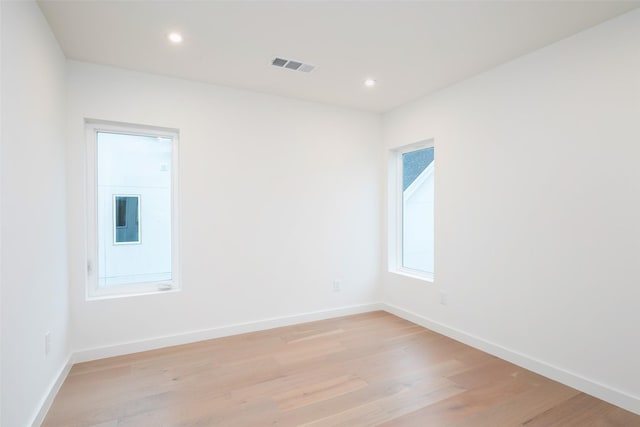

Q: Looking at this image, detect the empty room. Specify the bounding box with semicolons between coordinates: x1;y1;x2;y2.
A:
2;0;640;426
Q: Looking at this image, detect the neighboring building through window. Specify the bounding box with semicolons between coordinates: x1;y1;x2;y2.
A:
86;121;179;298
392;142;434;280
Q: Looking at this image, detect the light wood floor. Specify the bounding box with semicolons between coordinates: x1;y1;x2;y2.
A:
43;311;639;427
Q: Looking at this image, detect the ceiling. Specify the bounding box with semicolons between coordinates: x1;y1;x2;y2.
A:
38;1;639;112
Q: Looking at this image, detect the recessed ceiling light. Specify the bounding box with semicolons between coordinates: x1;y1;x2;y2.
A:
168;32;183;44
364;78;376;87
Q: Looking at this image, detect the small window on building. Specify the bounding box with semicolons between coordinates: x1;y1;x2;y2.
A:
391;141;434;280
113;195;140;244
86;121;180;298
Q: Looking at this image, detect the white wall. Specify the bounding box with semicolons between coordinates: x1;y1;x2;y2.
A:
66;61;382;354
1;2;70;426
383;9;640;411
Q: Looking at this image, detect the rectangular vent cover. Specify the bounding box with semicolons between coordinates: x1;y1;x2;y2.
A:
272;57;316;73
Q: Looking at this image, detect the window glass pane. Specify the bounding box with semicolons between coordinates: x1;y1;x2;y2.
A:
97;132;172;287
116;197;127;227
402;147;434;273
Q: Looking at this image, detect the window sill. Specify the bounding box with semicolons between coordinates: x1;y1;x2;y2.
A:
391;269;434;283
86;287;181;301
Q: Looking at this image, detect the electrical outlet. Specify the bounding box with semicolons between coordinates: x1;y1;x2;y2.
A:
439;290;448;306
333;280;341;292
45;331;51;356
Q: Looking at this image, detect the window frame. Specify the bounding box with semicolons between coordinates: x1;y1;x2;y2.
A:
85;120;180;300
390;139;435;282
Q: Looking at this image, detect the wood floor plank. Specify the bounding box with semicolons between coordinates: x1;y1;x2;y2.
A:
378;370;534;427
269;372;427;426
523;392;640;427
42;312;640;426
299;376;464;427
449;381;582;427
272;374;368;411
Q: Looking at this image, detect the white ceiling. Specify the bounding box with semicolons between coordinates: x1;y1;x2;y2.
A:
38;1;639;112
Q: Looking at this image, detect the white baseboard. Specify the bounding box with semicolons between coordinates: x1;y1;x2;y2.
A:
73;302;384;363
382;303;640;416
31;355;73;427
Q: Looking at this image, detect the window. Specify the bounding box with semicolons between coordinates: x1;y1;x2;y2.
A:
113;195;140;244
391;141;434;280
86;121;179;298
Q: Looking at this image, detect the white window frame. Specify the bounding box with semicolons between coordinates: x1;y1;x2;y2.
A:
85;120;180;299
389;139;435;282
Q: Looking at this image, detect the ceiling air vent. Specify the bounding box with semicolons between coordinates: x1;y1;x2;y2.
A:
272;57;316;73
